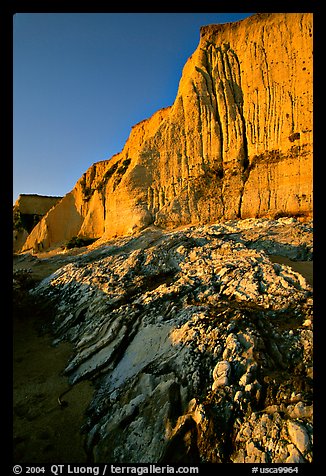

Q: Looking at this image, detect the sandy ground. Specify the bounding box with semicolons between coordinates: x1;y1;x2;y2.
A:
269;255;313;286
13;254;94;464
13;319;94;463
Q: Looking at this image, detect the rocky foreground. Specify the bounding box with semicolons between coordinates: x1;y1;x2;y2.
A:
27;217;313;464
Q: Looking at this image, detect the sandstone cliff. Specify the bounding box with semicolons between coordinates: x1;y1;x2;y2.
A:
21;12;313;252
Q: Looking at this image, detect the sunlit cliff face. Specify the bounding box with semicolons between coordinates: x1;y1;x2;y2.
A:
20;13;312;254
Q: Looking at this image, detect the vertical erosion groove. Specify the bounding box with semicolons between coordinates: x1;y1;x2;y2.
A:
197;43;250;218
226;48;249;173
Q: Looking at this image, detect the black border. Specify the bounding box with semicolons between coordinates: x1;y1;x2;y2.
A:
3;1;322;474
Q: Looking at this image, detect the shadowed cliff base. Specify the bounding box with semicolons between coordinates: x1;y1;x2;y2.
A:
13;269;93;463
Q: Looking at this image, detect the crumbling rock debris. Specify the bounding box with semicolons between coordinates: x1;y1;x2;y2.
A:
30;218;313;463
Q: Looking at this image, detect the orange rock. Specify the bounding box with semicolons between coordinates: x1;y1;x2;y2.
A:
21;13;313;252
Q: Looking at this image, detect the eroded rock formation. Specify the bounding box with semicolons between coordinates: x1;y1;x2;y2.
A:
21;12;313;252
30;217;313;463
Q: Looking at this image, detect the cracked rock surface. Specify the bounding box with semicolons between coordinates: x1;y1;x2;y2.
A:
30;217;313;463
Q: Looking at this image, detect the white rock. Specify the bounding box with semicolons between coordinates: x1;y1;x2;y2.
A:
292;402;313;419
239;372;251;386
192;403;206;424
29;218;313;463
234;390;243;403
244;383;256;393
286;444;305;463
212;375;229;390
287;420;310;454
187;398;197;413
212;360;230;381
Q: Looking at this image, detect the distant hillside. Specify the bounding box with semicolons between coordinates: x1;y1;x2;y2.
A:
13;194;62;252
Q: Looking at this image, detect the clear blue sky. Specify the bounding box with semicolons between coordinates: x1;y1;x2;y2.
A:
13;12;254;203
